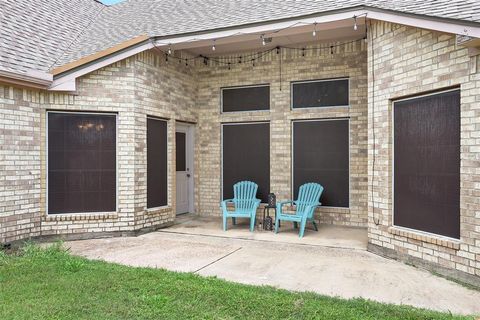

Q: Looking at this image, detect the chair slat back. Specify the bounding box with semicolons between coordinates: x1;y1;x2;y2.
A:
233;181;258;210
296;183;324;218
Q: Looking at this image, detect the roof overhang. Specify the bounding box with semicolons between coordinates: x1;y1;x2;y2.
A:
0;69;53;89
48;6;480;92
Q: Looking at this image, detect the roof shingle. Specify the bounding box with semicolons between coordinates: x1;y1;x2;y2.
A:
1;0;479;75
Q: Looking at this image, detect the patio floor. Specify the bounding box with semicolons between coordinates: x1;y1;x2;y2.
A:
65;214;480;315
165;214;368;249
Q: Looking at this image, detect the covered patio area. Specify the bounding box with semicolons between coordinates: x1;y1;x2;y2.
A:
164;214;367;250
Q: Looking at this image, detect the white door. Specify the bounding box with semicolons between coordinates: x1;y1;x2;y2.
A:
176;127;190;214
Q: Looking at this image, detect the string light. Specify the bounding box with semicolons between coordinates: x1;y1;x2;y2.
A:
151;15;369;69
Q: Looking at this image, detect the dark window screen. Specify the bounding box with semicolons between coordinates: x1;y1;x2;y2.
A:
48;112;116;214
176;132;186;172
223;123;270;202
222;85;270;112
292;79;349;108
394;90;460;239
293;120;349;207
147;118;168;208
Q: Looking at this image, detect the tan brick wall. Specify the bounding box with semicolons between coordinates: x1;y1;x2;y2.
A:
196;41;368;227
0;50;198;242
367;21;480;278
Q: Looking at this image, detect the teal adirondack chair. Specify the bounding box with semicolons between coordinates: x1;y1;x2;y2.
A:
221;181;261;232
275;183;324;238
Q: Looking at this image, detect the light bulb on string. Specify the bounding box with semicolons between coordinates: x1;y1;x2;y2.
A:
167;44;172;55
212;40;216;51
312;22;317;37
353;16;358;31
261;34;266;46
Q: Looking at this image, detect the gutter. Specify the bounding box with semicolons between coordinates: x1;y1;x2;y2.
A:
0;69;53;89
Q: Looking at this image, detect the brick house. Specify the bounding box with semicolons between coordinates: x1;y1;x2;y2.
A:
1;0;479;286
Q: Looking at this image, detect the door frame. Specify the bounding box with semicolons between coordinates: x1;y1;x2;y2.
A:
176;122;195;214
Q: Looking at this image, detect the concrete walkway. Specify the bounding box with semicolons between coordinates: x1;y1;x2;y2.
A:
66;229;480;316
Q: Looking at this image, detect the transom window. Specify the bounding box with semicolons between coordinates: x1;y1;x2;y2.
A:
291;78;349;109
221;85;270;112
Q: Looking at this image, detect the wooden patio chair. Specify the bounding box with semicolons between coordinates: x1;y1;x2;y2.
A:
221;181;261;232
275;183;324;238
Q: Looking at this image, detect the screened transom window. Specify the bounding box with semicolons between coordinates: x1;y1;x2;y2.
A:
221;85;270;112
292;78;349;109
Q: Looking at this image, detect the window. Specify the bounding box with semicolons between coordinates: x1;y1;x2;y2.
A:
393;89;460;239
222;122;270;202
293;119;349;207
147;117;168;208
221;85;270;112
291;78;349;109
48;112;116;214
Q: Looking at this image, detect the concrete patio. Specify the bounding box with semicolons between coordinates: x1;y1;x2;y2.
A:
66;215;480;316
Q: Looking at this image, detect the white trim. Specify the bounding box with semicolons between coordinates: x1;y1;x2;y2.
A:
175;122;195;215
291;118;351;209
391;225;462;243
49;41;154;92
290;77;350;110
220;121;270;203
391;88;461;240
46;111;119;216
367;10;479;38
0;69;53;89
220;84;271;113
155;9;480;47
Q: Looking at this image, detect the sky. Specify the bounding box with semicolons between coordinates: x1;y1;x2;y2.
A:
100;0;124;5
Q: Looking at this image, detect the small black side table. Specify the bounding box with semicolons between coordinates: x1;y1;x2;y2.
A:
262;205;278;231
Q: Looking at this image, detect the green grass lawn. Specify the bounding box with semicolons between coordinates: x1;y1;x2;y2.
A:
0;243;474;320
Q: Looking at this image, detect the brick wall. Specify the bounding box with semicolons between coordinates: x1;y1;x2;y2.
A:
0;50;198;243
196;41;368;227
0;86;42;243
367;21;480;282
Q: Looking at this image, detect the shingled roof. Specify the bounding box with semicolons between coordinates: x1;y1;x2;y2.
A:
2;0;480;77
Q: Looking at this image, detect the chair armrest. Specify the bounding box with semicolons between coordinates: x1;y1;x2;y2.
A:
302;202;321;218
276;200;295;213
221;199;234;211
